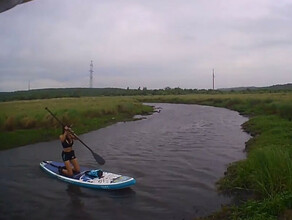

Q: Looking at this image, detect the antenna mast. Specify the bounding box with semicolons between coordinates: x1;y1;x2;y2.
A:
89;60;93;88
212;69;215;90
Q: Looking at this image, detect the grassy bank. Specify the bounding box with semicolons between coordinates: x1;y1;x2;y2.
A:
137;93;292;219
0;96;153;150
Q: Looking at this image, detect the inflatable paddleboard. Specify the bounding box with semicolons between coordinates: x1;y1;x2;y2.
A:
40;161;136;190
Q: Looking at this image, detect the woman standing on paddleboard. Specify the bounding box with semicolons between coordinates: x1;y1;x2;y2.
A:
59;126;80;176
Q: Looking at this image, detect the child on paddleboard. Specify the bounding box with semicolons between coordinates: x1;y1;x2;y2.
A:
59;125;80;176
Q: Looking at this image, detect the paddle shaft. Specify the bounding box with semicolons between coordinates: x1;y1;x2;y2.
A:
45;107;90;150
45;107;105;165
45;107;66;127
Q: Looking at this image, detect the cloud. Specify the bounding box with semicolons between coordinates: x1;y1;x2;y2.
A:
0;0;291;91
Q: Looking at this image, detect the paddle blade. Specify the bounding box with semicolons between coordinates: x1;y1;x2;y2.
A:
92;152;105;165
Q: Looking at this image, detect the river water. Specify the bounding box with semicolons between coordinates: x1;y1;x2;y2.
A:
0;103;250;220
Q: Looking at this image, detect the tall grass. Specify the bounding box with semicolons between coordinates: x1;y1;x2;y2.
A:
248;147;292;197
0;97;152;132
0;97;153;150
231;191;292;220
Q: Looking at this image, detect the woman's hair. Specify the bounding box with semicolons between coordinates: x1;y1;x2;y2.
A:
62;125;71;134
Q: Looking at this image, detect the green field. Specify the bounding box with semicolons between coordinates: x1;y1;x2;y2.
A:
1;92;292;219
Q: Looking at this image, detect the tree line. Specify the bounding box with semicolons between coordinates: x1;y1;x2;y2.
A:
0;85;291;102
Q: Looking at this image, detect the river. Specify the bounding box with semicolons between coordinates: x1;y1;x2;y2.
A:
0;103;250;220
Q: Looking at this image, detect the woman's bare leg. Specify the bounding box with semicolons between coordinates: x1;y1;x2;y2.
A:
61;160;74;176
70;158;80;173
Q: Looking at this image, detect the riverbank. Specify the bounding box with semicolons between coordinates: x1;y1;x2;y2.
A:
0;97;153;150
1;93;291;219
137;93;292;219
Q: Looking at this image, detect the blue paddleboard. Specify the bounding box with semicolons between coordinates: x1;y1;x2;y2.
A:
40;161;136;190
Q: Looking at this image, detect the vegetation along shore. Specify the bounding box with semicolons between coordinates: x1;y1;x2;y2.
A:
138;93;292;220
1;91;292;219
0;96;153;150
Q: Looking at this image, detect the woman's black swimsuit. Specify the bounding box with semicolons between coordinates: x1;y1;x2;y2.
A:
61;139;76;161
62;139;73;148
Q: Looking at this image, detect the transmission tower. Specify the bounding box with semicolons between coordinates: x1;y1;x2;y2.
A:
89;60;93;88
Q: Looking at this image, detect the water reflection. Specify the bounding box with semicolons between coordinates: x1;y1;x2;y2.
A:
66;184;91;219
65;183;136;219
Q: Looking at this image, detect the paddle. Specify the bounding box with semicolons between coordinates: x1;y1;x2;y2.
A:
45;107;105;165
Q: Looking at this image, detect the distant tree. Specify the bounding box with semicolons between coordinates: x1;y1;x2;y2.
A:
173;87;183;94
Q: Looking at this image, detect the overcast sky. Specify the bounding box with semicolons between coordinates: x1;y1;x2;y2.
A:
0;0;291;92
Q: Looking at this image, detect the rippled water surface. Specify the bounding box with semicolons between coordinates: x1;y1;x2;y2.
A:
0;103;250;220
